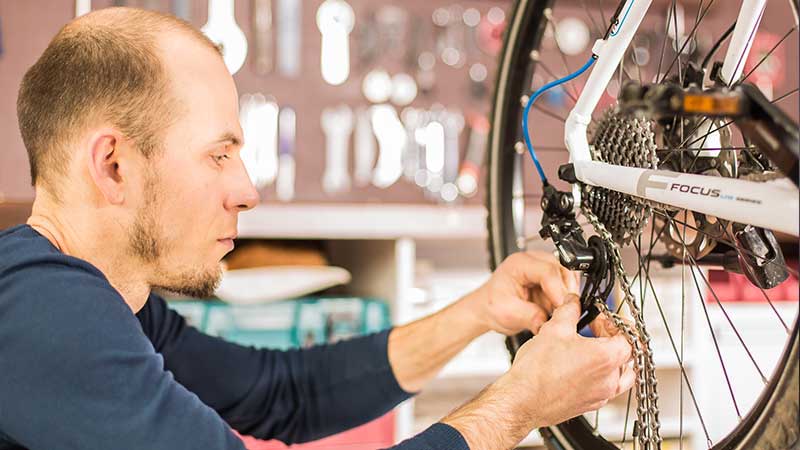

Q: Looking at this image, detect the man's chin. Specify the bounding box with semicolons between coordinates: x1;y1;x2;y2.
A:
152;264;222;299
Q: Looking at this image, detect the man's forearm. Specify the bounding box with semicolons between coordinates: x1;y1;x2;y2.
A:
441;373;541;450
387;291;488;392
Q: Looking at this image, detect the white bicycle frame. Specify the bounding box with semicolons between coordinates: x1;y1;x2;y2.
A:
564;0;800;237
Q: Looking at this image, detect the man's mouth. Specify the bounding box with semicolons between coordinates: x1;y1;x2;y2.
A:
218;235;236;249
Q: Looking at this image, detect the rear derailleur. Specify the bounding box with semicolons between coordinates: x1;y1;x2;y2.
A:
538;176;616;331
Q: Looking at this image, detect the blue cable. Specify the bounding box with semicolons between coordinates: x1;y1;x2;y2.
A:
610;0;634;37
522;55;597;184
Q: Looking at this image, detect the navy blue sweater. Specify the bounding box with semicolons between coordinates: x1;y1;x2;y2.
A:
0;225;468;450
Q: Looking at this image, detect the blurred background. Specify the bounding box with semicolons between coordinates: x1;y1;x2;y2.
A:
0;1;797;450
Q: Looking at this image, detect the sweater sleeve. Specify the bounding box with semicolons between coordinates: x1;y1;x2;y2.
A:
383;423;470;450
0;261;245;450
139;294;413;444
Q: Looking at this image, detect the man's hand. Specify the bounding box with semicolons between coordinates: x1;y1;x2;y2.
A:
388;250;618;393
467;251;580;335
507;295;634;420
442;295;634;450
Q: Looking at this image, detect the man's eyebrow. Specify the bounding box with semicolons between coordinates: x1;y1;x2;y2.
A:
210;132;242;147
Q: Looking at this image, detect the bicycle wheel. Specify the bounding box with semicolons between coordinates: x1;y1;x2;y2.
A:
486;0;799;449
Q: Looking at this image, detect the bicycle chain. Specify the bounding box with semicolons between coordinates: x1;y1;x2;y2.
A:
581;205;663;450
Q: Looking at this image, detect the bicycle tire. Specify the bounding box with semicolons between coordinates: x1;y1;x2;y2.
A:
486;0;800;448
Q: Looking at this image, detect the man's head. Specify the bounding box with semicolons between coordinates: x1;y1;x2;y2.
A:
17;8;259;299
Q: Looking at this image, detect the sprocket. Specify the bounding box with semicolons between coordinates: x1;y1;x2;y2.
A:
583;108;659;246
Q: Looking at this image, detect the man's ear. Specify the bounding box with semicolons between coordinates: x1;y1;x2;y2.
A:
85;128;128;205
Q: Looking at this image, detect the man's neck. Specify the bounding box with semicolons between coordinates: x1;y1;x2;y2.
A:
27;197;151;313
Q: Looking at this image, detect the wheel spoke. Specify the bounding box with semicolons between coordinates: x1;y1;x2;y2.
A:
664;215;768;411
679;84;798;150
726;7;766;87
629;221;669;289
656;145;760;152
631;45;644;85
773;87;799;104
660;0;716;84
650;210;800;279
619;46;636;82
629;239;714;444
686;121;716;172
638;230;648;310
597;0;608;31
655;0;677;80
678;210;688;450
621;389;633;446
545;12;582;101
663;116;715;164
579;0;605;39
536;60;580;104
526;146;568;152
682;118;734;148
694;262;770;383
532;103;567;123
642;216;658;315
512;153;526;250
686;252;760;411
718;223;791;333
737;26;798;87
670;0;684;85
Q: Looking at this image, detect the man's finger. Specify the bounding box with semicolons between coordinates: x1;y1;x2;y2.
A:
538;269;571;310
595;333;632;366
504;251;574;315
589;314;618;338
513;297;549;334
531;313;547;334
615;363;636;396
523;251;579;295
494;294;549;335
505;253;550;288
508;252;568;294
530;286;555;315
523;250;559;264
560;266;580;295
550;294;581;326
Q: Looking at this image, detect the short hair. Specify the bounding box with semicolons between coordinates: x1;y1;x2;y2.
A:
16;7;222;200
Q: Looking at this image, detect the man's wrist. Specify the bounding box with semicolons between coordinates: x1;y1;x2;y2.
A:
494;370;543;428
452;288;492;339
441;373;541;450
387;290;490;393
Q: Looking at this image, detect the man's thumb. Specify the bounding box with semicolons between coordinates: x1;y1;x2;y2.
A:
550;293;581;326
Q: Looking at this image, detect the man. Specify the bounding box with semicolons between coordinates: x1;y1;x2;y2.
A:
0;7;633;450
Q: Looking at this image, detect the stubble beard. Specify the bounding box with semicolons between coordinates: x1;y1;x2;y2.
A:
128;170;222;299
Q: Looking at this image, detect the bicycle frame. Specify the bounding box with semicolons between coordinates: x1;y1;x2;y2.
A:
564;0;800;237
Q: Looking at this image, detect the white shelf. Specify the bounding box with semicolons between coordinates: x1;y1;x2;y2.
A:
236;203;542;240
237;203;488;240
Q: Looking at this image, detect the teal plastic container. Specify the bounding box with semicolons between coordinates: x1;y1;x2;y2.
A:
169;297;391;351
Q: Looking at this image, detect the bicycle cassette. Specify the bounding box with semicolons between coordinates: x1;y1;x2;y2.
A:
583;108;659;246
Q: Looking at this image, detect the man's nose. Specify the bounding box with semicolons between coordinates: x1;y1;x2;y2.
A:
225;157;260;211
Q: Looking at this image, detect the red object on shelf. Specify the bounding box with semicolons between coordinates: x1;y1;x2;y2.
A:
707;264;799;303
237;412;395;450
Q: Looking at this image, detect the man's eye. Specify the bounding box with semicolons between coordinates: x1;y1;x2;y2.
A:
212;154;231;164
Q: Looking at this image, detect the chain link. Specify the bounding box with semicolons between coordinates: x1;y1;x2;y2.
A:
582;205;663;450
